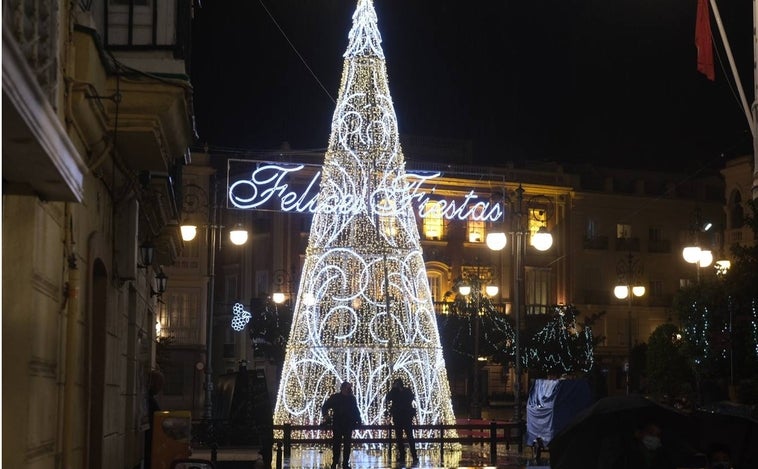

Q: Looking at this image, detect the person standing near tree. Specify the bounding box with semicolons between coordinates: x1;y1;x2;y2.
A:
385;378;419;467
322;381;362;469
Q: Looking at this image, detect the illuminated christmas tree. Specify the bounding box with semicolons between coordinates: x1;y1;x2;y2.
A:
272;0;457;440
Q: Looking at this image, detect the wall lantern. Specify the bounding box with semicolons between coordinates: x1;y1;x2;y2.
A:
139;241;155;268
151;271;168;297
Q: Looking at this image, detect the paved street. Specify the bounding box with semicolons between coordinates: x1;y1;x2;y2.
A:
193;443;543;469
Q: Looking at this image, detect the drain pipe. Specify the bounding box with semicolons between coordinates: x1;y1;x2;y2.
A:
61;210;80;469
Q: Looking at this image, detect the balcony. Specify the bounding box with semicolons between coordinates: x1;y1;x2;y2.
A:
615;237;640;252
583;235;609;250
2;25;86;201
647;239;671;253
67;20;193;265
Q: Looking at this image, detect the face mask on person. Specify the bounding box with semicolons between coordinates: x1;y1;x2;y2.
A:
642;435;661;450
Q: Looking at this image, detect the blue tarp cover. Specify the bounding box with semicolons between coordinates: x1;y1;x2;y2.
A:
526;379;592;447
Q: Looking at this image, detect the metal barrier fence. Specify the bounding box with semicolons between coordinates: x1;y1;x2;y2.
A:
273;421;525;469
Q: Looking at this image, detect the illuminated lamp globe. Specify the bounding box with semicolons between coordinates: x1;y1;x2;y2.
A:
181;224;198;242
485;285;499;297
698;250;713;268
632;286;646;297
229;224;249;246
458;284;472;296
682;246;701;264
614;285;630;300
531;227;553;251
486;232;507;251
272;292;286;304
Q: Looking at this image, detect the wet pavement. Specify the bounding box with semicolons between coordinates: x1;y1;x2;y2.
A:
193;443;546;469
192;406;552;469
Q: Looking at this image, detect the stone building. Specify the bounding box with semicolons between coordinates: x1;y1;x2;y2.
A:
162;149;730;418
3;2;194;468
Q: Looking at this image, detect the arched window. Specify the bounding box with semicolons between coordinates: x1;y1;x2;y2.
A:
729;190;744;229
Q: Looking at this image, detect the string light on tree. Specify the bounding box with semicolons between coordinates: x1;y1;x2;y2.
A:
272;0;457;442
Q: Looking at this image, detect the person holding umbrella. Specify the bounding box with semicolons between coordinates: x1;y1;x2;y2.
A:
608;420;676;469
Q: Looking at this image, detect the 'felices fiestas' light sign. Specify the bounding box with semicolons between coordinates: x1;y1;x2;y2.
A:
227;161;504;222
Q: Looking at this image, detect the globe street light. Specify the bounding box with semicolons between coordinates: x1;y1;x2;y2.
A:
180;179;249;421
614;252;645;395
459;274;498;419
485;184;554;424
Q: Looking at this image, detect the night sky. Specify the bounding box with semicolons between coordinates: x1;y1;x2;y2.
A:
190;1;753;172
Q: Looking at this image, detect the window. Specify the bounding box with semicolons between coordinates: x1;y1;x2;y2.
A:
528;208;548;239
648;226;662;242
467;218;484;243
225;275;239;305
648;280;663;298
729;191;744;229
427;273;442;303
422;201;444;240
525;267;552;315
586;218;598;239
617;224;631;239
160;288;202;344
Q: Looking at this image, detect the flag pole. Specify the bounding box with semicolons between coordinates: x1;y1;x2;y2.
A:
709;0;754;138
753;0;758;200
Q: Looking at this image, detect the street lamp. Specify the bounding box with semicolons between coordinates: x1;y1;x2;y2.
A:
459;273;499;419
484;184;554;423
682;210;716;282
614;252;645;395
180;179;250;421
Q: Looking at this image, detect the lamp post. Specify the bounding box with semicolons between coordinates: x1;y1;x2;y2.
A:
459;274;499;419
485;184;553;424
614;252;645;395
180;178;250;421
682;210;716;283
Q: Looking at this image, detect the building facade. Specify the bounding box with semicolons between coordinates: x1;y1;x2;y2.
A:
3;2;194;468
160;149;732;420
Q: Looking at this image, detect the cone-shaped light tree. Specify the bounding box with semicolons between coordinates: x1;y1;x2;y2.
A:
272;0;457;439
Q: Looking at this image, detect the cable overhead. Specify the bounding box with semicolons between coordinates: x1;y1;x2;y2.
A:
258;0;336;105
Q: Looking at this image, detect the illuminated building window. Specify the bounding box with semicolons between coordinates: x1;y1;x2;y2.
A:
161;289;202;344
617;223;632;239
422;201;444;240
467;218;484;243
427;273;442;303
528;208;548;245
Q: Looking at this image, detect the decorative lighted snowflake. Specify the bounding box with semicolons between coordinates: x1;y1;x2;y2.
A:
231;302;251;331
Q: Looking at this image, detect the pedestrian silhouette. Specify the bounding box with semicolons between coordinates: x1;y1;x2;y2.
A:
385;378;419;467
322;381;362;469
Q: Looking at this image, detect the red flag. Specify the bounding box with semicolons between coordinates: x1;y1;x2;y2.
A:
695;0;715;80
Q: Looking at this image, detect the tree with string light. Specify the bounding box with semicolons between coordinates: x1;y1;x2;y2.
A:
673;200;758;404
522;304;603;378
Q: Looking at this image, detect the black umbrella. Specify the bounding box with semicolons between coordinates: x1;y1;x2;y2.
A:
549;394;699;469
694;402;758;469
